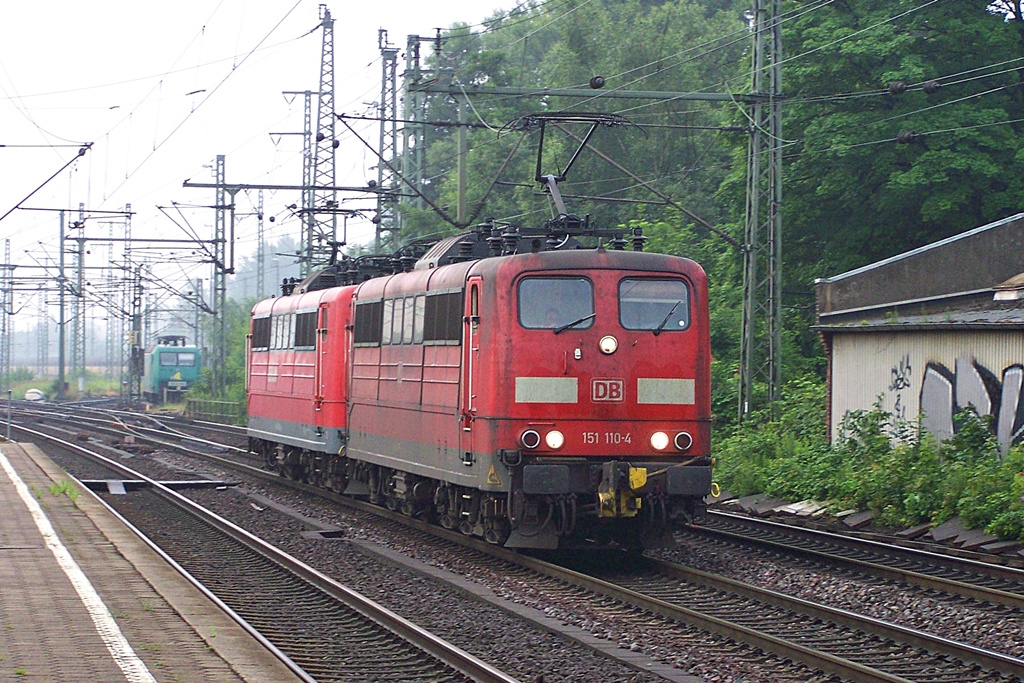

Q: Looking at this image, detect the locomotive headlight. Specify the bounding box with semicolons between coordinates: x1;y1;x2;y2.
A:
598;335;618;355
545;430;565;449
521;430;541;449
650;431;670;451
674;431;694;451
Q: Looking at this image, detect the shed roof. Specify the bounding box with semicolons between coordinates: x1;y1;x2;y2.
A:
815;213;1024;332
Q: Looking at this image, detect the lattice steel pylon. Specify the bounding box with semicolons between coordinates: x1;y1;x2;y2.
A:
119;204;132;401
401;35;431;222
70;203;86;388
104;219;118;378
213;155;227;397
303;5;338;274
36;290;48;377
375;29;399;252
739;0;784;420
256;189;265;297
1;240;10;394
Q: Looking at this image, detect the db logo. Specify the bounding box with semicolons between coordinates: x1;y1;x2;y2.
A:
592;378;624;402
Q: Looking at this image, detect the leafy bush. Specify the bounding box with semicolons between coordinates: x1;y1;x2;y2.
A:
712;381;1024;540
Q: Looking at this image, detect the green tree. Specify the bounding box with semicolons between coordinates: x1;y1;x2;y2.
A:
782;1;1024;279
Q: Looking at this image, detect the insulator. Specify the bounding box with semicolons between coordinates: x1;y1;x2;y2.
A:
457;237;475;259
589;75;606;89
487;226;503;256
631;226;647;252
888;81;907;95
895;131;916;144
501;225;520;255
923;80;941;94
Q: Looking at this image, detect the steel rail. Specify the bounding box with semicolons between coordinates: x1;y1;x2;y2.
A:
10;422;521;683
9;423;314;683
22;407;1024;682
698;510;1024;610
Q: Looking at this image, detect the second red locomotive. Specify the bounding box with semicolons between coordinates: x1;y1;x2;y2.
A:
247;227;712;550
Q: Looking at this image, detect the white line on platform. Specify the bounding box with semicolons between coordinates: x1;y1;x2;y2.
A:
0;450;157;683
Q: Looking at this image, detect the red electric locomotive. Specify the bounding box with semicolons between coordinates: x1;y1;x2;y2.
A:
247;227;712;550
248;112;712;549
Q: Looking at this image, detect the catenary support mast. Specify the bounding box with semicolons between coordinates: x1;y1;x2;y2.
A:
739;0;783;420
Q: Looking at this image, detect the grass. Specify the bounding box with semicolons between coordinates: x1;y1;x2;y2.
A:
49;480;79;502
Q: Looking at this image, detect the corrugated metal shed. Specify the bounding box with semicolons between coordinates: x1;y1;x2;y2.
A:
815;214;1024;453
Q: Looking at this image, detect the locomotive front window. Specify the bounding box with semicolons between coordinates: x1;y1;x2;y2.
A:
159;353;178;366
177;353;196;367
619;278;690;332
519;277;594;330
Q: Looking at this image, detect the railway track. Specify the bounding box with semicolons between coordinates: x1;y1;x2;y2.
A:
15;404;1024;682
347;505;1024;682
9;422;519;683
687;511;1024;611
28;402;1024;611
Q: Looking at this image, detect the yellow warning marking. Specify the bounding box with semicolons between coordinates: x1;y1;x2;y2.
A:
486;464;502;486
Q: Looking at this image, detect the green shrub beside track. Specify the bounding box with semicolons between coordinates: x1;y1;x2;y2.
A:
714;377;1024;541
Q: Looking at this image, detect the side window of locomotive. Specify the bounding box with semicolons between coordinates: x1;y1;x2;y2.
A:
270;317;280;349
275;313;294;349
294;312;317;349
271;314;293;349
177;353;196;367
251;316;271;350
391;298;405;345
159;353;178;367
423;290;463;345
618;278;690;332
381;299;394;345
518;277;594;329
412;295;425;344
402;296;416;344
354;299;383;346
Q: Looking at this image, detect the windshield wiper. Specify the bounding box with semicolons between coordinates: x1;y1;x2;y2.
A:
653;300;682;336
554;312;595;334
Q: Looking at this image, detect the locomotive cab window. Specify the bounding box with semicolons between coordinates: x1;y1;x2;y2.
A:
159;353;178;367
619;278;690;332
177;352;196;366
518;277;594;330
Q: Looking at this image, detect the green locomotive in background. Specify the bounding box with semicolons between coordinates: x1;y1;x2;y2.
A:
142;335;201;404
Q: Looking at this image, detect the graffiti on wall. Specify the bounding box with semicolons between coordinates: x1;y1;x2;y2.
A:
919;357;1024;456
888;353;912;423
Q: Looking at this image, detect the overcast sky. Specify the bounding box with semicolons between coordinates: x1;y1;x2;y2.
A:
0;0;504;303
